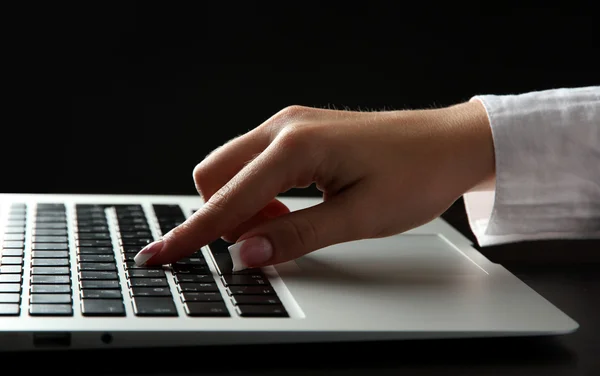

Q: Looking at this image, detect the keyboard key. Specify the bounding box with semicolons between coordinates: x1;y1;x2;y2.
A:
34;223;67;229
30;294;72;304
32;258;69;266
29;304;73;316
0;304;20;315
78;254;115;263
132;297;178;316
76;226;109;233
0;274;21;283
181;292;223;302
76;233;111;240
184;302;229;317
32;251;69;258
77;246;113;254
79;271;118;280
232;295;282;305
222;275;269;286
2;241;24;249
174;274;215;284
128;278;169;287
80;280;120;289
81;299;125;316
31;267;70;275
3;234;24;241
32;236;68;243
130;287;172;297
126;269;166;278
171;264;211;275
227;286;276;296
235;305;288;317
79;262;117;271
1;256;23;265
81;289;122;299
31;275;70;284
0;293;20;303
77;239;112;247
31;243;68;251
177;283;219;293
33;229;68;236
30;285;71;294
0;284;21;293
1;249;23;257
0;265;22;274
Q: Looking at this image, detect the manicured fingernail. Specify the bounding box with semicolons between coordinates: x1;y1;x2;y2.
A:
134;240;164;266
228;236;273;271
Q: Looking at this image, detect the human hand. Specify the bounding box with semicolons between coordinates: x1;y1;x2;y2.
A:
134;101;494;270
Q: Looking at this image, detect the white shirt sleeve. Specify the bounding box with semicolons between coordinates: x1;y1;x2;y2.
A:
463;86;600;246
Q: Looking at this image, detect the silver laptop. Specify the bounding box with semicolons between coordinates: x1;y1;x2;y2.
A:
0;193;578;351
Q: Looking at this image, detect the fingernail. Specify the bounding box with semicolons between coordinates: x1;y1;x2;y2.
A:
134;240;164;266
228;236;273;271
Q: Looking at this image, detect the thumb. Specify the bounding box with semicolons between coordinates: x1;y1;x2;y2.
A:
228;190;368;271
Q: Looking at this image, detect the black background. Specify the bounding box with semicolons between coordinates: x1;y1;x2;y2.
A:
2;1;597;196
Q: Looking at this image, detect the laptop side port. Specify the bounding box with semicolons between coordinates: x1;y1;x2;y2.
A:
33;332;71;348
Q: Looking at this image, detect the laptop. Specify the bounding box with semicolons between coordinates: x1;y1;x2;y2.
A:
0;192;578;351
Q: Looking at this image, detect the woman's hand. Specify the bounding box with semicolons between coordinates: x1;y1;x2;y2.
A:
134;101;494;270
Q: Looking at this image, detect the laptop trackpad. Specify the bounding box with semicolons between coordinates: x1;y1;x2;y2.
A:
290;234;488;283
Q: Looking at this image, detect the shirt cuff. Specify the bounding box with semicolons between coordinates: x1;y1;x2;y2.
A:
462;86;600;246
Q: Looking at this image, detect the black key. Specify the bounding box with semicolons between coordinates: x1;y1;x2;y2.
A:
76;226;109;233
76;233;111;240
33;229;68;236
0;284;21;293
77;246;113;254
32;236;68;243
82;299;125;316
222;275;269;286
126;269;165;278
34;223;67;229
81;289;122;299
122;253;137;261
132;297;178;316
29;304;73;316
0;304;20;316
2;241;24;249
117;218;147;225
0;293;20;303
77;239;112;247
76;213;106;221
210;252;259;275
35;217;66;224
227;286;276;296
3;234;24;241
174;257;207;266
76;220;108;227
1;256;23;265
31;267;70;275
207;238;232;254
78;254;115;263
80;280;120;289
30;285;71;294
128;278;168;287
177;283;219;292
32;251;69;258
30;294;72;304
171;264;211;275
120;239;152;246
124;261;163;270
118;224;150;232
130;286;172;297
36;203;64;210
119;231;153;239
31;243;68;251
78;262;117;271
79;271;119;280
236;305;288;317
232;295;282;305
31;275;69;284
174;274;214;284
0;274;21;283
1;249;23;257
184;302;229;317
181;292;223;302
0;265;22;274
31;258;69;266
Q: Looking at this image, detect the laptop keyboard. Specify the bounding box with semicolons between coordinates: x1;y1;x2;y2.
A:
0;202;288;318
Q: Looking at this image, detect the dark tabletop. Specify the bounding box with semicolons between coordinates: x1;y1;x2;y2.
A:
12;199;600;376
